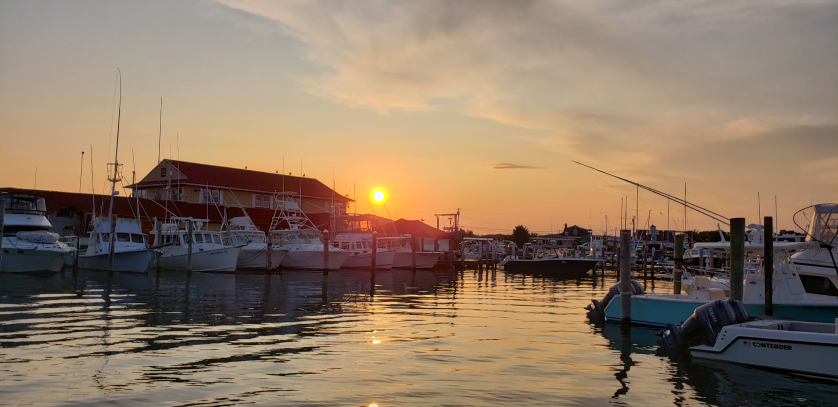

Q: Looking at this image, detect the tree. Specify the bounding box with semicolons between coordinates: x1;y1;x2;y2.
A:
511;225;530;248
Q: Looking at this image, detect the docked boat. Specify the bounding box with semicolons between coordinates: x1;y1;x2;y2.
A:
271;197;350;270
591;245;838;327
224;216;287;270
376;236;441;269
78;218;154;272
151;217;240;272
0;193;73;272
502;256;599;278
790;204;838;296
661;299;838;378
332;232;395;269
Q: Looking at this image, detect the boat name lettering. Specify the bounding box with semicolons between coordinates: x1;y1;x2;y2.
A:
743;340;791;350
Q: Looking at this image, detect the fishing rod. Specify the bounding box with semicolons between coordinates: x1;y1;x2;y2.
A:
572;161;730;226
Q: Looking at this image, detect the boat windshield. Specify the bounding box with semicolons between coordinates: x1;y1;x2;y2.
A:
1;193;47;213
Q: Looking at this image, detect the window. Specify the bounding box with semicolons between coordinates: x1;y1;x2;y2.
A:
194;234;203;244
254;194;272;209
117;233;130;242
213;235;222;245
160;167;167;177
131;234;144;243
200;189;223;205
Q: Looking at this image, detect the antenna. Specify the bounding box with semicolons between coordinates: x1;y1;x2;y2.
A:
79;151;85;193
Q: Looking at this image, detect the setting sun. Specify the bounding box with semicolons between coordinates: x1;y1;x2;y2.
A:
372;190;385;202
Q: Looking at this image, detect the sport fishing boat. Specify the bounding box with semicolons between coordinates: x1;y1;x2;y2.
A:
78;218;154;272
790;204;838;296
376;236;441;269
661;299;838;378
332;232;395;269
589;244;838;327
151;217;240;272
271;196;350;270
224;215;287;270
0;192;72;272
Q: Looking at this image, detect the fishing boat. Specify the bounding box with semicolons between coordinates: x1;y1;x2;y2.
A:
0;192;72;272
78;218;154;272
790;204;838;296
501;243;601;278
661;299;838;378
151;217;240;272
271;196;350;270
376;236;442;269
224;215;287;270
332;232;395;269
592;244;838;327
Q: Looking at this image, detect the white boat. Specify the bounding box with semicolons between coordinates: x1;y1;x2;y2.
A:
77;218;154;272
151;217;240;272
224;216;287;270
376;236;441;269
790;204;838;296
271;196;350;270
0;193;72;272
333;232;395;269
691;318;838;378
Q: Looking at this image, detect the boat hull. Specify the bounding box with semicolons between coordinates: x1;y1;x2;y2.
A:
691;320;838;377
236;244;287;270
342;250;395;270
0;247;68;273
604;295;838;327
392;251;442;269
155;247;240;272
281;249;351;270
503;257;598;279
78;249;153;273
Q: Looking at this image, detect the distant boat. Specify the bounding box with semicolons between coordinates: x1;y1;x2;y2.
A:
151;217;240;272
78;218;153;272
0;192;72;272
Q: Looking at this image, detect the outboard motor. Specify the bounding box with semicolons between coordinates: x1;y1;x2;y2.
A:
660;298;749;351
586;280;645;320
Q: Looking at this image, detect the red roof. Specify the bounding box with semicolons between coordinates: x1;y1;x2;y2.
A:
131;160;352;202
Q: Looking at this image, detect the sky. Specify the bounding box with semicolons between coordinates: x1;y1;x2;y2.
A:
1;0;836;235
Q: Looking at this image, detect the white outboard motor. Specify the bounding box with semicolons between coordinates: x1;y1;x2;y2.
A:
586;280;645;320
660;298;749;351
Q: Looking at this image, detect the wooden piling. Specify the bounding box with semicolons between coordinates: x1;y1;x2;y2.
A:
619;229;632;330
267;229;274;271
673;234;685;294
323;230;330;275
187;220;193;273
411;236;417;272
448;239;454;266
730;218;746;301
642;245;648;278
371;231;378;274
0;200;5;269
764;216;774;316
478;241;483;271
155;218;162;271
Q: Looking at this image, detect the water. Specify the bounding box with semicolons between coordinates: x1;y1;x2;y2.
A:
1;268;836;406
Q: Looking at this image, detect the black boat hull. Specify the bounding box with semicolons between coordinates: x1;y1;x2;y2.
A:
503;257;599;278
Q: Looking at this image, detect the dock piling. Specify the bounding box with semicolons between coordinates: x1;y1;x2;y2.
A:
730;218;745;301
411;236;417;272
155;218;162;271
187;220;193;273
619;229;632;330
673;234;685;294
323;229;330;275
371;231;378;274
764;216;774;316
0;200;4;269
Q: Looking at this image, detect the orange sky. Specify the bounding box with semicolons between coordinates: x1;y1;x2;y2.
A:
1;1;836;235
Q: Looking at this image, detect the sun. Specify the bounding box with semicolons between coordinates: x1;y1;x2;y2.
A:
373;190;385;202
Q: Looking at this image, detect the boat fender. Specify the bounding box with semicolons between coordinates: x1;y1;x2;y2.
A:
586;280;645;320
660;298;749;351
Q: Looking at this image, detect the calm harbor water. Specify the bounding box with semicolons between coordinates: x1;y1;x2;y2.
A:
1;268;836;406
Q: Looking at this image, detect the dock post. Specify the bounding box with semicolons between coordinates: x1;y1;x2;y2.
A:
155;218;161;271
730;218;745;301
371;231;378;274
650;247;656;274
267;229;273;271
460;240;465;269
642;245;648;278
619;229;632;330
323;229;330;275
0;200;4;270
187;220;193;273
764;216;774;316
478;241;483;271
673;234;684;294
411;236;417;272
448;239;453;266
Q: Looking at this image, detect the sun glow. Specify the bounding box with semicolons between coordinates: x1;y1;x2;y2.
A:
372;190;385;202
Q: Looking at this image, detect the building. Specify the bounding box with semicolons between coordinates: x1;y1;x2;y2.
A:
130;159;352;215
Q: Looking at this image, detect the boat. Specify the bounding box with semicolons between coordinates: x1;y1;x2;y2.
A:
501;244;601;278
661;299;838;378
376;236;441;269
271;196;350;270
591;244;838;327
78;218;154;272
332;232;395;269
224;215;287;270
151;217;240;272
0;192;73;272
790;204;838;296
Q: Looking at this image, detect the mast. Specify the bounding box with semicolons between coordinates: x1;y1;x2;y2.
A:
107;69;122;272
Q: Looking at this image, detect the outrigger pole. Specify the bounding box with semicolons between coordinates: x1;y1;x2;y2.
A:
572;161;730;226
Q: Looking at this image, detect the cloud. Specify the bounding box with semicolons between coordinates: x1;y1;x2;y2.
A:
494;163;544;170
217;0;838;178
